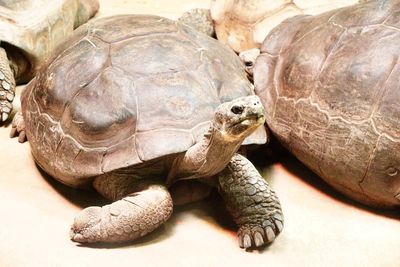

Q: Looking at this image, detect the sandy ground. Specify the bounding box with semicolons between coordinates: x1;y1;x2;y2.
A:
0;1;399;267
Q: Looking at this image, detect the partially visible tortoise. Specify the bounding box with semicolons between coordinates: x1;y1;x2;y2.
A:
14;15;283;249
210;0;361;53
254;0;400;208
0;0;99;122
178;8;215;37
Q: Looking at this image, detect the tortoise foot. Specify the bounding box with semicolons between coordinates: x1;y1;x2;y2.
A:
218;154;284;249
9;111;26;142
70;206;102;243
237;211;283;249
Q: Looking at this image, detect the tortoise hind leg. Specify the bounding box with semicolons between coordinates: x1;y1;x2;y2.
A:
70;174;173;243
218;153;284;249
0;47;16;122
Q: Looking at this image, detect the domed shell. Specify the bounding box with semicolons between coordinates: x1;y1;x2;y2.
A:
210;0;359;53
22;14;265;187
0;0;98;80
254;1;400;207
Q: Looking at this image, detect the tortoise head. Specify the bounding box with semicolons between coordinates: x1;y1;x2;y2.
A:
239;48;260;77
214;95;265;140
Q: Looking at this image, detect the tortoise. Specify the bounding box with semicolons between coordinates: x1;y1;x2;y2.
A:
13;14;284;249
210;0;361;53
253;0;400;208
0;0;99;122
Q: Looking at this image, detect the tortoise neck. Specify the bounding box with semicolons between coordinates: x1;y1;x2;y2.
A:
202;125;243;173
168;123;244;182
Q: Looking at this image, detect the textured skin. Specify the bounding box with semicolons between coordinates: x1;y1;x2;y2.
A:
0;47;15;121
210;0;360;52
218;153;283;248
254;0;400;208
0;0;98;121
21;14;265;187
70;184;173;243
179;8;215;37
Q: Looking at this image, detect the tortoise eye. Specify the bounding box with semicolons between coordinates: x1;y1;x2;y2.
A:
231;105;244;115
245;61;253;67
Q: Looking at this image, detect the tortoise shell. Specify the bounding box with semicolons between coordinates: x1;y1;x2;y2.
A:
210;0;359;53
254;0;400;207
22;14;265;187
0;0;98;81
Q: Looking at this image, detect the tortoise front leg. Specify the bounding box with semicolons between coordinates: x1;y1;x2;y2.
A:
218;153;283;249
70;176;173;243
0;47;16;122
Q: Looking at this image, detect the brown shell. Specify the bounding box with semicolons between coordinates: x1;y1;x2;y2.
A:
0;0;98;80
22;14;264;187
254;1;400;207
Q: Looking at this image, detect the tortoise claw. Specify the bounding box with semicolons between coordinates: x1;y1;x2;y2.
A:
1;111;8;122
9;111;27;143
238;211;284;249
9;126;17;138
18;130;27;143
0;99;12;123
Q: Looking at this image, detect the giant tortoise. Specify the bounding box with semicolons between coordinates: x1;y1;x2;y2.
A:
13;14;283;249
254;0;400;208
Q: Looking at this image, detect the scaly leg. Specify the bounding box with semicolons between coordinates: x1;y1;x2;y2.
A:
0;47;15;122
218;153;283;249
70;174;173;243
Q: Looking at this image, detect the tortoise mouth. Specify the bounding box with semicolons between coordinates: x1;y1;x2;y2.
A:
226;114;265;137
236;114;265;127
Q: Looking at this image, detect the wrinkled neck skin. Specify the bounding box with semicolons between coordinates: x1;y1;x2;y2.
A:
167;123;244;185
